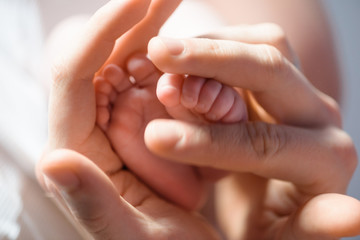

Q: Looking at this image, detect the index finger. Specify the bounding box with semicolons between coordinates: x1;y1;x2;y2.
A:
148;37;341;127
144;119;356;195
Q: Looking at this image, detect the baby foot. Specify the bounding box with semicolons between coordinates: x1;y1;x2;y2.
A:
94;54;206;210
157;73;248;124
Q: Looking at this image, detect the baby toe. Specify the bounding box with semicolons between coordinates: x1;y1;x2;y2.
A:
195;79;222;114
96;106;110;131
205;86;235;122
181;76;205;109
96;92;109;107
103;64;132;92
157;73;182;107
127;54;160;87
221;93;248;123
94;76;113;95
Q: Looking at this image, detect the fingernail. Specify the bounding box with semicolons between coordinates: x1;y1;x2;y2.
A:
145;120;184;151
160;37;184;56
43;170;80;193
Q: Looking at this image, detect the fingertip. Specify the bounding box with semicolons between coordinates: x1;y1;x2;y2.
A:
148;37;166;65
297;194;360;238
40;149;83;193
144;120;184;156
148;37;183;70
158;37;185;56
43;166;81;193
157;84;180;107
145;120;214;167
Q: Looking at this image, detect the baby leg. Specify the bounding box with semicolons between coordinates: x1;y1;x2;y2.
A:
157;73;248;123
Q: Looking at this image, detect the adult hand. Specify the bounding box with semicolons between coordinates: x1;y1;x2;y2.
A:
146;24;360;239
36;0;221;239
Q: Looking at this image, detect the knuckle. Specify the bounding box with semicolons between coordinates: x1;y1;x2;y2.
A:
330;129;358;175
258;44;289;84
245;122;287;161
324;95;343;127
262;23;288;49
319;128;358;192
261;23;295;61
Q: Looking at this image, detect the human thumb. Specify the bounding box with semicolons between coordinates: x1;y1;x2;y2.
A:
38;149;140;239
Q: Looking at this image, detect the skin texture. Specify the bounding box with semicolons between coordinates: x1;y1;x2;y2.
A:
93;54;246;209
37;0;360;239
145;23;359;239
94;54;208;210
